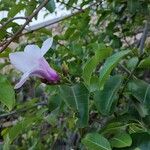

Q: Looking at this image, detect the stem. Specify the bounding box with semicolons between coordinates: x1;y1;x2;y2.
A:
58;0;84;12
0;17;28;30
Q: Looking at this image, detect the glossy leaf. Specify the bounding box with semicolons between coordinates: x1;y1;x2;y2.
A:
82;133;112;150
59;83;89;127
94;75;123;115
99;50;130;89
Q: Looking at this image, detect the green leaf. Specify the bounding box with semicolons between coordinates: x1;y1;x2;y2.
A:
0;75;15;110
122;133;150;150
127;57;139;70
48;94;62;112
101;122;127;135
110;133;132;148
39;0;55;13
25;0;37;16
83;44;112;86
99;50;130;89
94;75;123;115
128;79;150;106
8;3;25;18
82;133;112;150
138;57;150;69
59;83;89;128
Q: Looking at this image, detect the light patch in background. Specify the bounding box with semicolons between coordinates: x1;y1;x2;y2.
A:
0;2;70;26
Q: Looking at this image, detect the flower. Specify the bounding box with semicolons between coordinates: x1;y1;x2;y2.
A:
9;38;60;89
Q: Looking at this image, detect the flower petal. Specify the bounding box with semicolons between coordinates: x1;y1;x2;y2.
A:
24;44;42;58
9;52;37;73
14;72;30;89
41;38;53;56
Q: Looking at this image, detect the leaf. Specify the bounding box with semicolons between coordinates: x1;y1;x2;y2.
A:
101;122;127;135
138;57;150;69
128;79;150;106
128;0;140;14
25;0;37;16
0;75;15;110
3;117;37;143
82;133;112;150
39;0;55;13
94;75;123;115
99;50;130;89
121;133;150;150
48;94;62;112
127;57;139;70
83;44;112;85
59;83;89;128
8;3;25;18
110;133;132;148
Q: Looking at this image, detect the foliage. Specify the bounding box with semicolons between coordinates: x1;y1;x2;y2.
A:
0;0;150;149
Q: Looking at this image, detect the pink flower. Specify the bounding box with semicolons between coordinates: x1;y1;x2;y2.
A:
9;38;60;89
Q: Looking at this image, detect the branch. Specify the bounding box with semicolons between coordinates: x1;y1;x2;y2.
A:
58;0;84;12
0;1;99;48
0;17;28;30
0;0;49;53
139;21;149;55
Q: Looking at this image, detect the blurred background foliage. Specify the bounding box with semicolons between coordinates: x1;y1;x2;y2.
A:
0;0;150;149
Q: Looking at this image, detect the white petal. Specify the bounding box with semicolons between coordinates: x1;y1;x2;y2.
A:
41;38;53;56
14;72;30;89
24;44;42;58
9;52;37;73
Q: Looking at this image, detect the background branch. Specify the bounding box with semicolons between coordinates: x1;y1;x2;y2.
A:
0;17;28;30
139;21;149;55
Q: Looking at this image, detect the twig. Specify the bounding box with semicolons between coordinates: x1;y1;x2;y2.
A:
58;0;84;12
0;17;28;30
119;57;142;95
0;0;49;53
118;63;137;79
139;21;149;55
0;102;47;119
